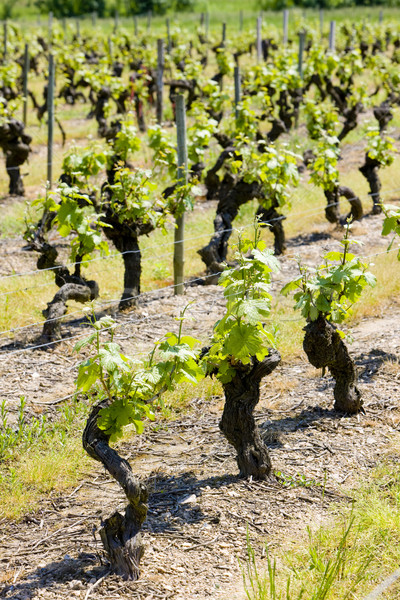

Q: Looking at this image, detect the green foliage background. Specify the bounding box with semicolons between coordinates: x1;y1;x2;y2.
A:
260;0;394;9
2;0;400;20
32;0;194;17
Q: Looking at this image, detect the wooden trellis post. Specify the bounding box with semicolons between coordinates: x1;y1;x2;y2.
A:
234;65;241;122
298;31;305;79
283;9;289;45
22;44;29;126
156;39;164;125
256;16;262;63
47;54;55;188
174;95;188;295
329;20;336;52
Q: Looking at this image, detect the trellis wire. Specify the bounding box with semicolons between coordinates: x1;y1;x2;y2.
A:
0;290;305;363
0;271;224;347
1;185;400;283
0;241;400;346
0;296;229;402
0;239;208;300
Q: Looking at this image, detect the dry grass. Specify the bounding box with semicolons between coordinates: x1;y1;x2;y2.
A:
156;377;223;421
245;434;400;600
262;373;301;398
351;249;400;321
2;45;400;354
381;359;400;377
0;438;90;520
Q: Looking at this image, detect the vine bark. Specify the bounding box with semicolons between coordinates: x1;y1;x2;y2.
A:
219;350;281;479
303;316;362;414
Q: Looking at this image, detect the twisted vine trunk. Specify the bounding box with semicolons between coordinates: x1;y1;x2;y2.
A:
134;95;146;132
99;157;157;310
101;208;153;311
373;102;393;133
34;243;99;342
338;102;363;141
220;350;281;479
112;235;142;310
42;280;98;341
0;118;32;196
200;144;287;278
324;185;363;224
303;316;362;414
266;118;287;143
83;401;148;580
198;179;260;280
256;204;286;256
359;153;382;214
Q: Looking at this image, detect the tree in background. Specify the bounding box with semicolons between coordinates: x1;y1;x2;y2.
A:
0;0;14;19
259;0;389;8
35;0;106;17
115;0;194;15
35;0;193;17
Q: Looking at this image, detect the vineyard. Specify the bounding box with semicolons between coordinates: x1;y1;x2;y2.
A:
2;4;400;599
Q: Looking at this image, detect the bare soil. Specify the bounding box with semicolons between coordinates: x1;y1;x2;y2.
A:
1;204;400;599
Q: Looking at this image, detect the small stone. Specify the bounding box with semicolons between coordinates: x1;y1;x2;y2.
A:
179;494;197;505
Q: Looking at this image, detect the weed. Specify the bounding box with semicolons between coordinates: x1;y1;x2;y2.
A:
243;518;373;600
0;397;48;461
0;397;90;519
275;471;322;489
243;449;400;600
152;262;171;281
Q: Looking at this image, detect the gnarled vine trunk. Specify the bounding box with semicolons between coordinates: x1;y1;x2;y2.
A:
324;185;363;224
31;241;99;342
106;233;142;310
100;183;155;310
198;179;261;280
303;316;362;414
266;118;287;143
359;153;382;215
0;118;32;196
83;401;148;580
220;350;281;479
200;145;287;278
256;204;286;255
338;102;363;141
373;102;393;133
42;280;98;341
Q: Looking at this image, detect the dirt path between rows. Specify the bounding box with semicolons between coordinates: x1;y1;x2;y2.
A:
0;209;394;408
1;303;400;599
1;207;400;599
